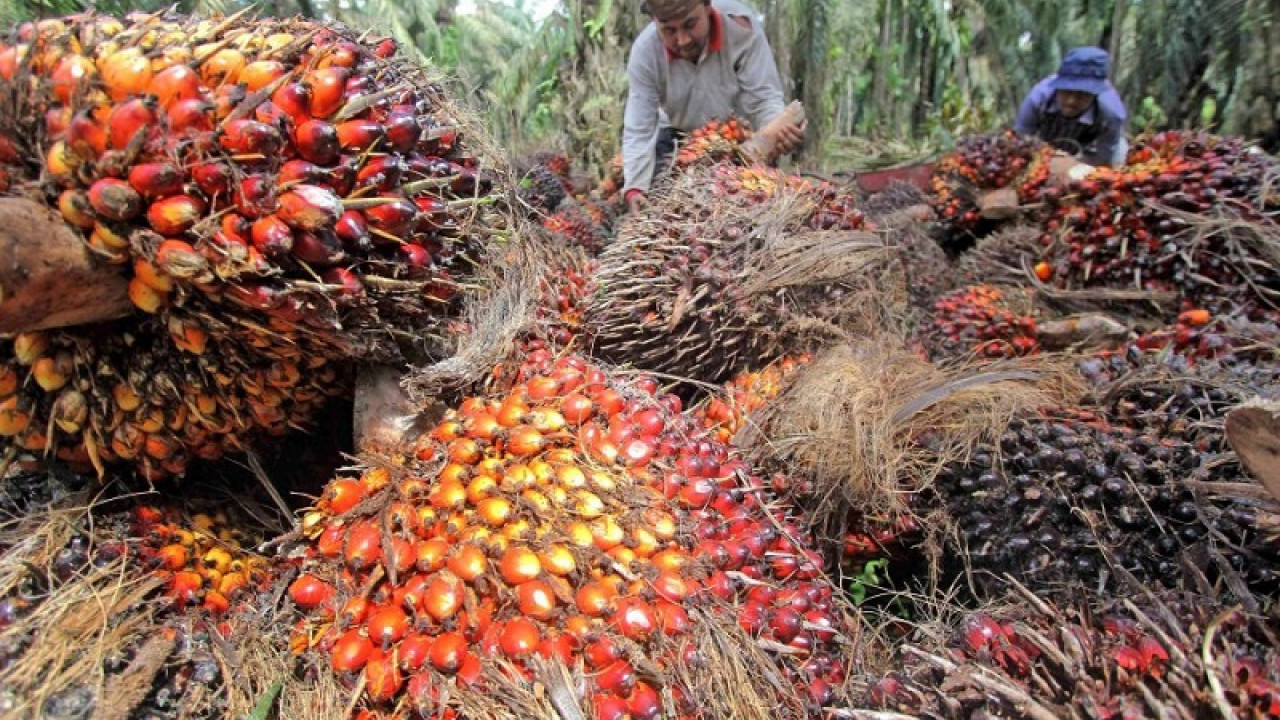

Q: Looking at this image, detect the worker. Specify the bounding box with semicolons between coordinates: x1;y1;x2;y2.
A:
1015;46;1129;167
621;0;804;213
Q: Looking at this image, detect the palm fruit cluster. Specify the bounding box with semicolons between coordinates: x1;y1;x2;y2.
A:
0;11;501;478
283;353;853;719
586;163;874;384
921;284;1040;361
696;353;812;446
869;590;1280;719
515;151;572;214
929;131;1053;234
673;117;751;167
541;197;611;255
129;502;271;615
932;352;1280;601
1036;130;1280;308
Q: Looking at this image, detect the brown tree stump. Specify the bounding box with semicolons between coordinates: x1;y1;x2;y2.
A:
0;197;132;334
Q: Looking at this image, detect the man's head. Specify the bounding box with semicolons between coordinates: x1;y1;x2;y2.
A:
1050;46;1110;118
645;0;712;62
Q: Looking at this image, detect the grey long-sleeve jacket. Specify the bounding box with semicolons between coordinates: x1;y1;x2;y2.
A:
622;0;786;195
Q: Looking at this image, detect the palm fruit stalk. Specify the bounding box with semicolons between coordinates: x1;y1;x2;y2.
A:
932;349;1280;602
0;11;503;479
585;163;887;385
868;586;1280;719
929;131;1054;236
281;353;856;719
1036;130;1280;312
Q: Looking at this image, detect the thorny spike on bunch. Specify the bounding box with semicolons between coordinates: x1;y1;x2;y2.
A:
0;11;506;479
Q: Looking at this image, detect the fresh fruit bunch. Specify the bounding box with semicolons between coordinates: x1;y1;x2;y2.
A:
542;197;610;255
515;151;572;214
129;502;271;615
869;590;1280;719
284;354;852;718
930;131;1054;233
0;11;502;477
957;225;1044;286
920;284;1040;361
889;221;955;308
933;382;1280;600
587;164;879;383
1037;130;1280;307
596;152;625;201
673;117;751;167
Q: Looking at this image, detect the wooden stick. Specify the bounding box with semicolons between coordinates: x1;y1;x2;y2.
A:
0;197;133;334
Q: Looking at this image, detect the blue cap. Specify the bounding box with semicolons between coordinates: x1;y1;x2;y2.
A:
1050;47;1110;95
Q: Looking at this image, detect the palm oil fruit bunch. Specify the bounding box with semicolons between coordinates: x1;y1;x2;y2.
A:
129;502;271;615
1036;130;1280;307
515;151;573;214
0;11;501;477
587;164;870;384
930;131;1054;234
541;197;610;255
870;591;1280;720
932;396;1279;600
921;284;1039;361
673;117;752;167
285;354;852;719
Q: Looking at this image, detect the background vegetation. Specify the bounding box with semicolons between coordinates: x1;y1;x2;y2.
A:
6;0;1279;173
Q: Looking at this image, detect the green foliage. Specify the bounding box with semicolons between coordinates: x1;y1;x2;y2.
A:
848;558;889;606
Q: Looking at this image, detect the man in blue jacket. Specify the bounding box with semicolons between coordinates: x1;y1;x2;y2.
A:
1015;47;1129;167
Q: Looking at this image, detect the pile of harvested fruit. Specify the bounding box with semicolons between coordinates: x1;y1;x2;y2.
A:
0;11;503;478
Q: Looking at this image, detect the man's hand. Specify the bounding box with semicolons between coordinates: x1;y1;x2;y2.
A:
625;190;648;214
772;119;807;155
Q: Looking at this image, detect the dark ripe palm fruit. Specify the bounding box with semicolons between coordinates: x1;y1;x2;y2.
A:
869;589;1280;720
929;131;1054;239
931;376;1280;601
585;163;877;384
0;11;503;478
921;284;1040;362
285;355;854;717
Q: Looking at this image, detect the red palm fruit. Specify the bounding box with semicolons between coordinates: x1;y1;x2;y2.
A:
223;282;282;311
221;213;252;243
235;175;279;218
326;155;359;196
219;119;283;156
291;229;346;266
288;573;335;609
306;66;349;118
250;216;294;258
50;55;95;105
398;243;431;276
279;159;325;185
147;195;206;235
167;98;215;135
44;107;71;138
128;162;185;200
58;190;96;229
356;155;405;191
334;210;370;248
99;46;152;101
155;239;208;280
362;197;417;240
199;47;246;86
271;81;312;125
276;184;343;231
254;100;291;127
67;107;108;158
336;119;384;152
374;37;398;58
293;119;341;166
383;109;420;153
148;64;201;109
321;267;364;297
107;96;158;151
413;196;448;231
192;161;232;197
88;178;143;221
364;651;404;701
212;83;246;121
239;59;287;92
330;629;373;674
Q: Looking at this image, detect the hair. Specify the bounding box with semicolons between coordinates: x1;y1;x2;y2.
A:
643;0;710;20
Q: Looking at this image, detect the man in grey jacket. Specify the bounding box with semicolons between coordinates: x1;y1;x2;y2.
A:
622;0;803;213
